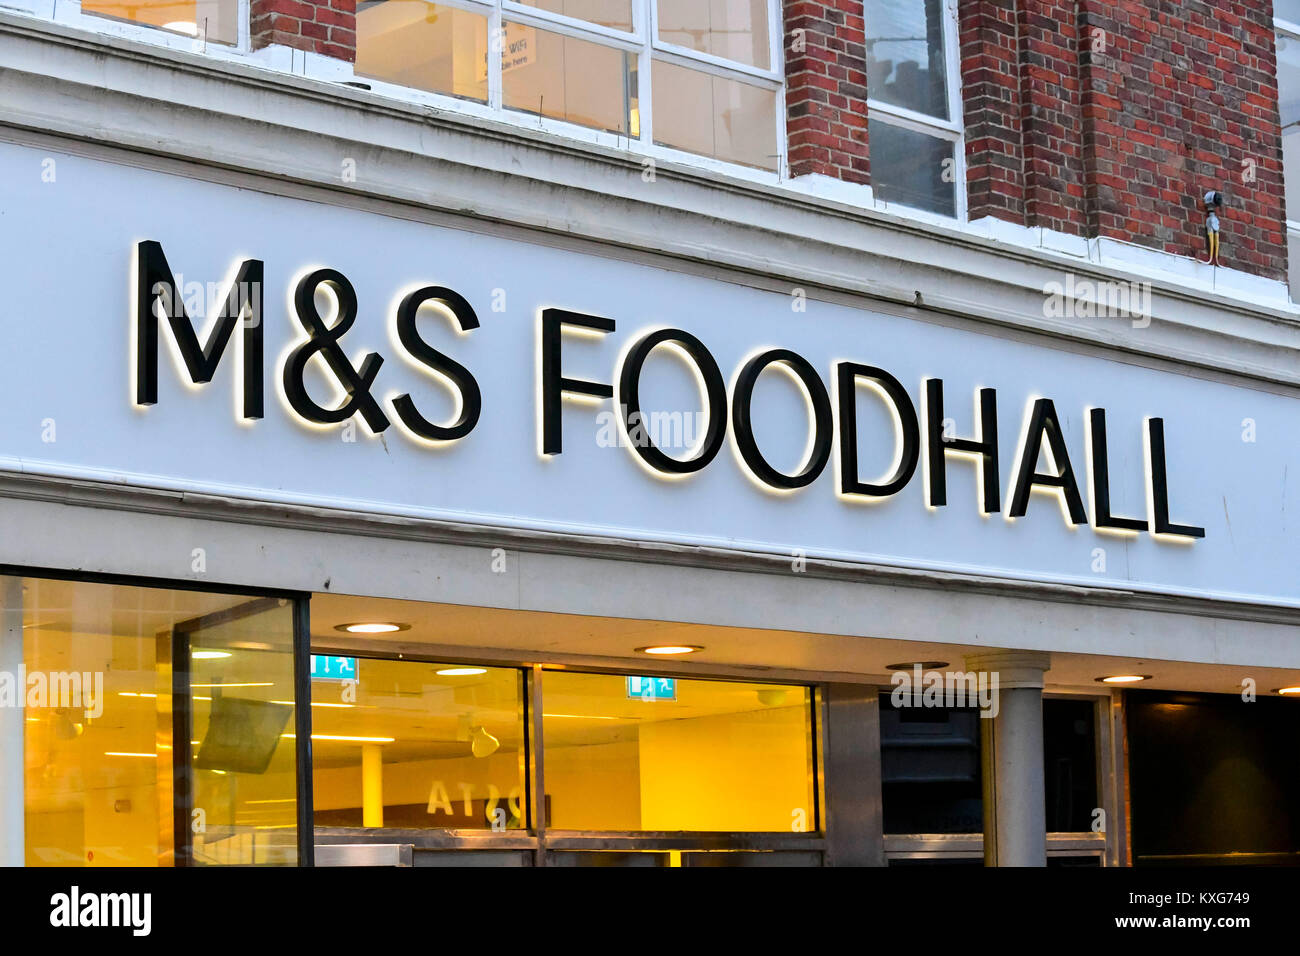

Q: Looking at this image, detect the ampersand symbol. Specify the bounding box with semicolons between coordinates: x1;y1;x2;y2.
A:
283;269;391;432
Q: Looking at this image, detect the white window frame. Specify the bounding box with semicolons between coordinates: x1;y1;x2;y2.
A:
1276;14;1300;300
366;0;788;175
863;0;965;221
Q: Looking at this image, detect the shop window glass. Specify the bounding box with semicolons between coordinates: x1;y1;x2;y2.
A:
356;2;490;102
5;576;299;866
652;60;778;170
520;0;634;32
502;23;638;135
657;0;771;70
82;0;238;45
541;672;814;831
880;693;1099;835
1043;697;1098;833
880;696;982;834
309;659;526;830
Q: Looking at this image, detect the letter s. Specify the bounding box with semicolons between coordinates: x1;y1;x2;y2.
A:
390;286;482;442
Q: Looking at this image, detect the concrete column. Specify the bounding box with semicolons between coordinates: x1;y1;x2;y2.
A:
1;577;24;865
964;650;1051;867
361;743;383;828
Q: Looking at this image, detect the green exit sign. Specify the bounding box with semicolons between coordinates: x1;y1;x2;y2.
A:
627;676;676;701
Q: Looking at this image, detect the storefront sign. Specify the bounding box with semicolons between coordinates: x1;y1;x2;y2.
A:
3;143;1294;604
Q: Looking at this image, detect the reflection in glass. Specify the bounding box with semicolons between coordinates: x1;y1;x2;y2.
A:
541;672;813;831
82;0;239;45
865;0;949;119
1277;35;1300;222
310;659;525;830
356;2;489;102
502;23;638;134
868;118;957;216
7;576;298;866
652;59;777;169
657;0;771;69
519;0;634;32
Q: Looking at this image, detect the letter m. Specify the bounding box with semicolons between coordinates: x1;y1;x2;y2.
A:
135;240;264;418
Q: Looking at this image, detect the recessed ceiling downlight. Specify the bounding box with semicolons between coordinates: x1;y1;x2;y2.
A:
1095;675;1152;684
334;622;410;634
636;645;703;656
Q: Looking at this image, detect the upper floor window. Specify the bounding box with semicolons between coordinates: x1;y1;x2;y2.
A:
356;0;784;171
864;0;963;218
82;0;239;45
1275;3;1300;298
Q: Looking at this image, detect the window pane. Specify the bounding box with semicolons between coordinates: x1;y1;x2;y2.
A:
82;0;238;45
502;23;637;134
1277;34;1300;222
542;673;814;831
1043;698;1098;833
310;659;525;830
519;0;634;32
652;60;778;170
657;0;771;70
186;599;299;865
1289;232;1300;302
865;0;950;120
356;2;489;103
880;696;982;834
7;576;298;866
868;119;957;216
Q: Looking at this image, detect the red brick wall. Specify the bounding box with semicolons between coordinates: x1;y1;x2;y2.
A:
250;0;356;62
960;0;1287;280
784;0;871;183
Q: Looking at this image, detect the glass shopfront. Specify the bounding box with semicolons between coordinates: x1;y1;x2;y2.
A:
1;570;1133;868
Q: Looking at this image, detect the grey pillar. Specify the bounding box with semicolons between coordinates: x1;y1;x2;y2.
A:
822;684;885;866
1;576;24;866
964;650;1051;867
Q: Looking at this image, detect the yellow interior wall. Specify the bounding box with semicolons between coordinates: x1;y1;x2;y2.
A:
637;706;811;832
313;750;522;815
543;739;641;830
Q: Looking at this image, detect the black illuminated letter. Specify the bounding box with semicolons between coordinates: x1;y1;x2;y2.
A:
135;240;264;419
539;308;614;455
924;379;999;513
732;350;832;489
282;269;390;432
1009;398;1087;525
619;328;727;475
390;286;481;442
837;363;920;497
1146;417;1205;539
1088;408;1147;533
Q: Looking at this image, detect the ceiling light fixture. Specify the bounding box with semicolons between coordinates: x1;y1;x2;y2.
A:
436;667;487;676
1274;686;1300;696
636;645;703;656
334;622;410;634
1095;675;1152;684
885;661;950;671
192;650;232;660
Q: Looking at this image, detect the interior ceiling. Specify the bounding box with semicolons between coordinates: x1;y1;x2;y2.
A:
311;592;1300;698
